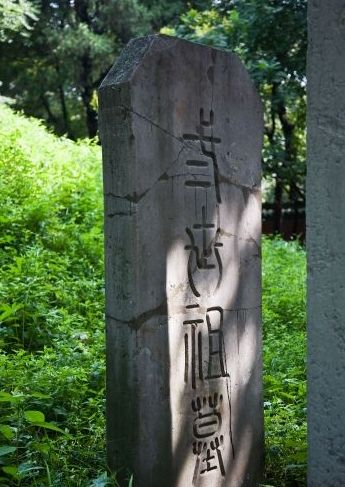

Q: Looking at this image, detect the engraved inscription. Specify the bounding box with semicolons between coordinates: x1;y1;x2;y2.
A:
180;108;231;484
183;109;222;203
183;306;228;389
185;206;223;297
205;307;228;380
183;304;204;390
191;394;226;484
191;394;223;439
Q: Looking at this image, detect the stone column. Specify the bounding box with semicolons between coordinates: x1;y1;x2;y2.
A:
307;1;345;485
99;35;263;487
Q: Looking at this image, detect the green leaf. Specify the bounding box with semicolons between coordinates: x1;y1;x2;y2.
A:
0;392;25;403
0;446;16;456
31;422;71;437
2;465;19;479
0;303;23;322
0;425;14;440
279;392;296;402
0;392;18;403
31;441;51;454
291;450;307;462
31;392;51;399
18;462;43;476
24;410;45;423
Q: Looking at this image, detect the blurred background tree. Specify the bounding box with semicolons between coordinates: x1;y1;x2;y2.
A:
0;0;38;41
0;0;307;235
0;1;208;139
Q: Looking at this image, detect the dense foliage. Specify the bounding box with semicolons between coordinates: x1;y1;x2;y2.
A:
0;0;209;139
0;106;306;486
0;0;308;231
0;104;107;485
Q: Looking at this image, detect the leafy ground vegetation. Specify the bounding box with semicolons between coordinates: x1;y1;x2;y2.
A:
262;238;306;486
0;104;107;486
0;105;306;486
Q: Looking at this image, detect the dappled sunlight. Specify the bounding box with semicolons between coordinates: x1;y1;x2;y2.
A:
166;179;262;485
100;31;263;486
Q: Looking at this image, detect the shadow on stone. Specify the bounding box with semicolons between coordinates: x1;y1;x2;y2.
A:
99;34;263;486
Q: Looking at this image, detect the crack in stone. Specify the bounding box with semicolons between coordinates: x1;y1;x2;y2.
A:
121;105;183;145
107;303;260;331
118;105;205;156
106;301;168;331
218;229;261;250
223;304;261;313
210;55;215;126
107;212;135;218
218;172;260;191
106;145;186;204
105;191;148;204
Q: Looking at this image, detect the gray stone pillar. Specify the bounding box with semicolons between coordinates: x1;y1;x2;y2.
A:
307;1;345;485
99;35;263;486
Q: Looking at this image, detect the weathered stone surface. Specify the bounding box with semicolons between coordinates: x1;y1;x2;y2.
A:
99;34;263;486
307;2;345;485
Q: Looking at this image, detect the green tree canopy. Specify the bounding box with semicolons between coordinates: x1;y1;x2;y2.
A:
0;0;38;41
0;0;209;138
0;0;307;233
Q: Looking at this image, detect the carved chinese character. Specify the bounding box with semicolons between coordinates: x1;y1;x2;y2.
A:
183;108;222;203
201;436;225;476
183;306;228;388
206;307;228;380
191;393;223;439
192;435;225;484
185;206;223;297
183;304;204;389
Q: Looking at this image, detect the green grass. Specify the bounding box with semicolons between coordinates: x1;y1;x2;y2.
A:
0;104;306;486
263;238;306;486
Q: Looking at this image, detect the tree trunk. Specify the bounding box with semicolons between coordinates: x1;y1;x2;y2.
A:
73;1;98;138
290;182;300;237
41;94;57;126
58;84;74;139
277;100;296;165
80;53;98;138
273;179;283;234
276;99;296;236
85;101;98;138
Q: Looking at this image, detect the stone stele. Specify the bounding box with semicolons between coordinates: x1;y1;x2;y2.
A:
307;0;345;485
99;34;263;487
